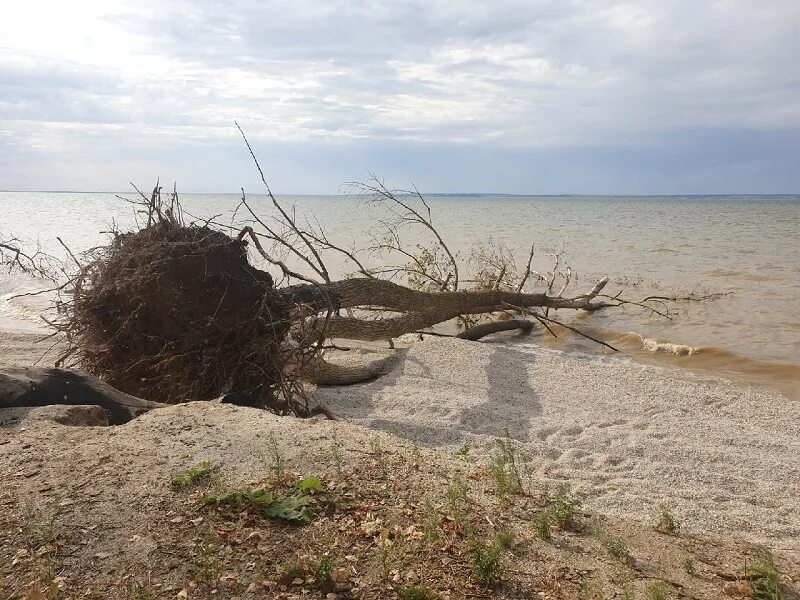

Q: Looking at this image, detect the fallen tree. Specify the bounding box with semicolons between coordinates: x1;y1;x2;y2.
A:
1;131;717;419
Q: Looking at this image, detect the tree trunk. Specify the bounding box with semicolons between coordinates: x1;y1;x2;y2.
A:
0;368;164;425
283;277;609;341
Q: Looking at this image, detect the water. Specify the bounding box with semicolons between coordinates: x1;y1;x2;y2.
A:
2;191;799;398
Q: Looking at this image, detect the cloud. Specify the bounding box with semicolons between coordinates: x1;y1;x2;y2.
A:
0;0;798;191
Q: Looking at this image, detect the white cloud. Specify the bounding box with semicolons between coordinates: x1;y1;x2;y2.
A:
0;0;798;190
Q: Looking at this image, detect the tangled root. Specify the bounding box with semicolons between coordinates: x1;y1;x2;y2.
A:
69;221;290;407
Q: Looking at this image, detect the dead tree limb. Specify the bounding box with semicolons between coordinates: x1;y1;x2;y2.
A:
456;319;534;341
0;368;165;425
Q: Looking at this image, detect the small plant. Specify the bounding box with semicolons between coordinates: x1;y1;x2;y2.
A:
622;582;636;600
330;431;345;475
171;460;215;489
400;586;439;600
590;517;632;566
277;560;304;585
455;442;471;458
314;552;334;593
266;431;286;478
683;557;695;575
490;431;525;500
297;475;324;493
604;534;632;566
202;487;315;523
422;498;440;542
472;541;503;585
549;486;582;530
580;578;606;600
130;581;155;600
655;508;680;535
494;530;515;549
748;546;785;600
645;581;672;600
370;436;389;479
534;511;552;541
445;472;470;528
193;530;222;587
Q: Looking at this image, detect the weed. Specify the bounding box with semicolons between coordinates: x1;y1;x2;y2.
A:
748;546;784;600
297;475;324;493
330;431;344;475
534;511;552;541
494;530;515;549
549;486;582;530
645;581;672;600
130;581;155;600
400;587;439;600
604;535;632;566
277;560;304;585
655;508;680;535
590;517;632;566
580;578;606;600
315;552;334;593
622;582;636;600
422;498;440;542
445;472;470;528
193;530;221;588
266;431;286;478
490;431;525;500
171;460;215;490
683;557;695;575
455;443;471;458
472;541;503;585
369;436;389;479
202;487;315;523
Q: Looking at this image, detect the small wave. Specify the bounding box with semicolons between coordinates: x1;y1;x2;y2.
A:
0;273;56;331
652;247;679;254
621;332;699;356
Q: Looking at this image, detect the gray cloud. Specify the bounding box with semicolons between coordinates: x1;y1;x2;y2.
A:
0;0;798;191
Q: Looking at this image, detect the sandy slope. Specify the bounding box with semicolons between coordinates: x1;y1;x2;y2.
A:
314;338;800;544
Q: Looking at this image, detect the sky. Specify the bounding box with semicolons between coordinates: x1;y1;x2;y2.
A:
1;0;798;194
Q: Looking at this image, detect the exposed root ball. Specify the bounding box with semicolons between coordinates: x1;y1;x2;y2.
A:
71;221;289;406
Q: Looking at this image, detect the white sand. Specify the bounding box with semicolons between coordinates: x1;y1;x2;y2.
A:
314;338;800;544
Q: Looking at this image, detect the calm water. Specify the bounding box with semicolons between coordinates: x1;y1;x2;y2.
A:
2;191;799;398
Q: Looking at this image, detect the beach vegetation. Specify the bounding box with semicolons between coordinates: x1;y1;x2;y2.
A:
590;517;632;566
748;546;785;600
683;557;695;575
329;430;345;475
455;442;471;458
277;560;305;585
201;486;315;524
171;460;215;490
494;529;515;549
645;581;673;599
266;431;286;479
655;507;680;535
471;540;503;585
400;586;439;600
314;552;334;593
490;432;526;501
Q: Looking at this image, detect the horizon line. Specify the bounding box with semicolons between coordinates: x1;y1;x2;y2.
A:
3;189;800;198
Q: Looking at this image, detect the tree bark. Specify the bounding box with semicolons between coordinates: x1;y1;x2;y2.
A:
303;353;398;386
0;368;164;425
456;319;534;341
283;277;609;341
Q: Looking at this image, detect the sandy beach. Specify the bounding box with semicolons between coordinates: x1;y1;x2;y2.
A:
2;330;799;598
315;337;800;544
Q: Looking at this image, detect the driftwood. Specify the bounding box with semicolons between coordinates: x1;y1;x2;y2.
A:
0;368;164;425
456;319;534;341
